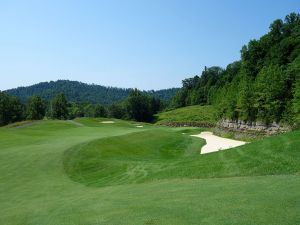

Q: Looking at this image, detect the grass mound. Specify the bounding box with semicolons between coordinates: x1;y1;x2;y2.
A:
64;128;300;187
155;105;217;127
64;129;205;187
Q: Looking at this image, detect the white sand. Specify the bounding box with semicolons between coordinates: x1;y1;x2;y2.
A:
136;125;144;128
191;131;247;154
100;121;115;124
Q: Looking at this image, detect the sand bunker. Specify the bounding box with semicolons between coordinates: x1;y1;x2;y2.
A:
191;132;247;154
136;125;144;128
100;121;115;124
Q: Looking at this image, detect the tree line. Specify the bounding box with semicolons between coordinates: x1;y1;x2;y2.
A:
171;12;300;125
0;89;164;126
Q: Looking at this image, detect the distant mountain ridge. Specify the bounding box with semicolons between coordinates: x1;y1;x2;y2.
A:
4;80;179;105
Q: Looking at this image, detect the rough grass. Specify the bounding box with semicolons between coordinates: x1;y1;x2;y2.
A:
0;118;299;225
155;105;217;126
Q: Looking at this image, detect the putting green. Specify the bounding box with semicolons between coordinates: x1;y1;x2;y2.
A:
0;118;299;225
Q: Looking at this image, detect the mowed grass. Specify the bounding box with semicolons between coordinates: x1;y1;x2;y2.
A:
63;129;205;187
155;105;217;126
64;128;300;188
0;118;299;225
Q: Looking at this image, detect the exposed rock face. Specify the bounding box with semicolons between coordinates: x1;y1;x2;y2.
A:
218;119;291;134
158;119;291;135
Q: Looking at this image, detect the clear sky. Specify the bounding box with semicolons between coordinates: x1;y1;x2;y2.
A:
0;0;299;91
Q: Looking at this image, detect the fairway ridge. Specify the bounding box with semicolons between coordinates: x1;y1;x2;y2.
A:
191;131;247;154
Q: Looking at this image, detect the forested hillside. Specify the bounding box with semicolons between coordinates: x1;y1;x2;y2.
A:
171;13;300;125
5;80;178;104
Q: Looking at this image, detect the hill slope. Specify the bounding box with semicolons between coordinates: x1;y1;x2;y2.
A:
4;80;179;104
155;105;217;127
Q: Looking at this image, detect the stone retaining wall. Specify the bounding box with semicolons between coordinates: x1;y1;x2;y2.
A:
158;119;291;135
158;121;215;128
218;119;291;134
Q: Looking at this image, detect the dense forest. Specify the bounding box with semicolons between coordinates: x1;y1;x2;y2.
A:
0;89;163;125
5;80;178;104
1;80;175;125
171;12;300;126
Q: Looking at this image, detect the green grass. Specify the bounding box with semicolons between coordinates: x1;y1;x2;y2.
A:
63;129;205;187
64;128;300;188
155;105;217;126
0;118;299;225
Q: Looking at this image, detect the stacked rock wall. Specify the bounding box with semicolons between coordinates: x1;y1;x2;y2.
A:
218;119;291;134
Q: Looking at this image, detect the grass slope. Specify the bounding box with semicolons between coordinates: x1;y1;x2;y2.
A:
64;129;205;187
64;128;300;187
155;105;217;126
0;118;299;225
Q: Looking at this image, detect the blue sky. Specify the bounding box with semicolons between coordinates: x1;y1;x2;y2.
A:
0;0;299;90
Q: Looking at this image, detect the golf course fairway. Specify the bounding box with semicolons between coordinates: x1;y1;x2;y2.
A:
0;118;299;225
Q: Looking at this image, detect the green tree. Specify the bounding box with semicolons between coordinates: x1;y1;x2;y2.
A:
254;65;285;123
170;89;188;108
68;103;84;119
94;104;107;117
9;97;24;123
51;93;68;119
26;95;46;120
236;72;256;121
108;104;126;119
125;89;153;122
293;75;300;116
223;83;239;120
83;104;95;117
0;92;11;126
0;92;24;126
